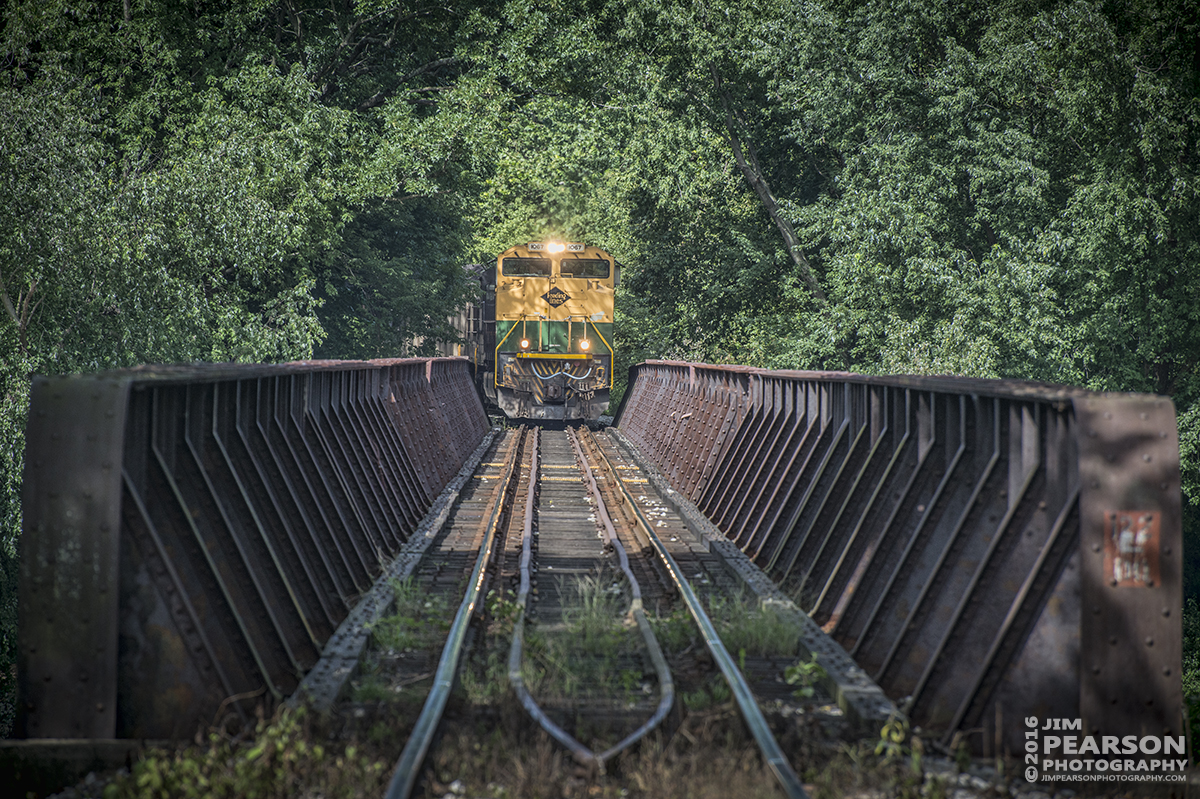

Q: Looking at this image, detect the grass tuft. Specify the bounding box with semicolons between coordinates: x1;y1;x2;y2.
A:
707;592;801;658
370;578;449;654
102;707;389;799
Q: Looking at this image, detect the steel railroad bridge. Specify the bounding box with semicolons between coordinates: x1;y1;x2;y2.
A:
5;357;1185;795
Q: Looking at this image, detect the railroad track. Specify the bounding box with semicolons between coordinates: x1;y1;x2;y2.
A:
331;425;819;798
13;361;1183;799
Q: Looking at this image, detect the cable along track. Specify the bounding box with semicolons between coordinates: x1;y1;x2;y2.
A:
380;425;808;799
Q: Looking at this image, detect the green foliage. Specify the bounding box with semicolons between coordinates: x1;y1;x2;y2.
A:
459;651;508;706
520;575;641;700
597;0;1200;400
650;605;698;653
807;737;932;799
369;578;449;654
1183;598;1200;699
0;0;490;733
784;653;825;700
954;737;973;773
561;574;628;656
484;589;522;634
681;678;733;712
351;577;448;702
350;673;397;704
101;708;387;799
314;198;474;359
875;716;910;762
707;592;801;657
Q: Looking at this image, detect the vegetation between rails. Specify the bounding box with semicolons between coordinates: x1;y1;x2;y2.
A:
517;575;649;706
88;568;1032;798
90;698;982;799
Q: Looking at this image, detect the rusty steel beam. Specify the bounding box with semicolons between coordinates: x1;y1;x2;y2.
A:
614;361;1183;754
18;359;489;741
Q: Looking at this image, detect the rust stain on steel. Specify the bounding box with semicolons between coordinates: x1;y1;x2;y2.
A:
614;361;1183;752
1103;511;1159;587
1076;396;1182;741
20;358;488;741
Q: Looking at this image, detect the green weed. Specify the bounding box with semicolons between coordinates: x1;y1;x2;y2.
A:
876;716;909;761
351;671;395;703
784;652;825;699
561;574;628;655
518;574;645;702
954;736;972;772
485;589;522;634
369;578;449;653
681;678;732;711
101;707;387;799
706;592;800;657
461;651;509;705
650;605;696;653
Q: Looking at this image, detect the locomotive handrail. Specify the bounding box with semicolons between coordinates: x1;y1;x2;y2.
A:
586;318;615;388
493;317;523;389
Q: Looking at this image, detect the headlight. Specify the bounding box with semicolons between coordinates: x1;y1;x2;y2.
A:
579;339;590;351
520;338;530;349
547;242;565;253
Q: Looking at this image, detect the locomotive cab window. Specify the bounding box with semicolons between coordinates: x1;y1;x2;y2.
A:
559;258;610;278
502;257;552;276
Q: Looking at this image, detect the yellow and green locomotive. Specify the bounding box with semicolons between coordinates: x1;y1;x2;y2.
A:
458;242;617;421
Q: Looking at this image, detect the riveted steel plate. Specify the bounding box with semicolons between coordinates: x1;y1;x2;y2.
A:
1075;395;1182;739
19;358;489;742
616;361;1183;751
18;376;130;738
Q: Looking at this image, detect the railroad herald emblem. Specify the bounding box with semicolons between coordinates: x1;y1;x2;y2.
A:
542;287;570;308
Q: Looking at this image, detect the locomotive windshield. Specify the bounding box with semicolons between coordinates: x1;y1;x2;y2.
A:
502;257;552;276
559;258;610;278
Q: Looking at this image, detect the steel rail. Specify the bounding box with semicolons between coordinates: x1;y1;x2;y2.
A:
384;427;527;799
587;430;810;799
505;428;595;761
569;427;674;764
505;428;675;771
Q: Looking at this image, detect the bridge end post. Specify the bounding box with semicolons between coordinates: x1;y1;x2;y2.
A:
18;375;131;739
